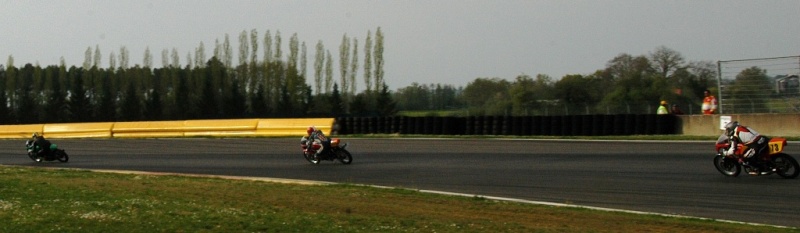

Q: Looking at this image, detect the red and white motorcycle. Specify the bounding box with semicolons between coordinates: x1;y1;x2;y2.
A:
301;138;353;165
713;135;798;178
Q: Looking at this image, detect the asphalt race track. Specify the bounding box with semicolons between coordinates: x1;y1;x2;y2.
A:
2;138;799;227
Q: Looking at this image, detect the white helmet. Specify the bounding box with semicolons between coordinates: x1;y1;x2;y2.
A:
724;121;739;136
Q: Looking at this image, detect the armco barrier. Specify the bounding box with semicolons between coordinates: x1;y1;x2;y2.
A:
0;124;44;139
43;122;115;138
0;118;335;139
255;118;335;136
112;120;187;138
185;119;259;137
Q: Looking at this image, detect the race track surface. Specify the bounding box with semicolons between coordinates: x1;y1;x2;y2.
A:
1;138;798;227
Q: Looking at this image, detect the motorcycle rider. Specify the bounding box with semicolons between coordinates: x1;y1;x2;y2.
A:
724;121;769;172
300;126;330;159
31;132;52;159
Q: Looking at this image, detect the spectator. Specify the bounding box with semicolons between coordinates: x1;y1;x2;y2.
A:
702;90;718;114
670;104;684;115
657;100;669;115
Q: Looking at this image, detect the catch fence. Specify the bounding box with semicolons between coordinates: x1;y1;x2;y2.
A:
717;56;800;114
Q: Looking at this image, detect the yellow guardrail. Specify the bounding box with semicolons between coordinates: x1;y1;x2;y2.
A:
0;124;45;139
42;122;115;138
256;118;334;137
111;120;188;138
0;118;335;139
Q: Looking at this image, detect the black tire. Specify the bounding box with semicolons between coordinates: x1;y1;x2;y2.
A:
303;152;320;164
773;153;799;179
336;149;353;165
714;155;740;177
56;150;69;163
27;152;40;162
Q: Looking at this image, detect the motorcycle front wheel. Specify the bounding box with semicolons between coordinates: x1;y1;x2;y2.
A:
714;155;740;177
773;153;799;179
56;150;69;163
303;152;320;164
27;152;40;162
336;149;353;165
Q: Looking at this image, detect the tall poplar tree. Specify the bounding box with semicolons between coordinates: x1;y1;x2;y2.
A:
68;67;91;122
93;45;102;68
223;34;233;68
373;27;384;91
314;41;324;94
119;46;130;70
0;66;9;123
170;48;180;68
350;38;358;95
363;30;373;93
161;49;169;68
339;34;350;97
143;47;153;68
83;47;92;70
325;50;333;94
195;42;206;68
263;30;273;63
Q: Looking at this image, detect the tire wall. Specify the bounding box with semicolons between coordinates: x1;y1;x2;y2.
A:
334;114;680;136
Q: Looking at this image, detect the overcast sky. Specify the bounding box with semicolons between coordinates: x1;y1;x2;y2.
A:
2;0;799;90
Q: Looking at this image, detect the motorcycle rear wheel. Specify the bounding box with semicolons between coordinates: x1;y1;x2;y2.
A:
773;153;799;179
56;150;69;163
714;155;740;177
336;149;353;165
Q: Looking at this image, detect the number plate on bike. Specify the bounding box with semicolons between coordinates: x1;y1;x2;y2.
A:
768;141;783;154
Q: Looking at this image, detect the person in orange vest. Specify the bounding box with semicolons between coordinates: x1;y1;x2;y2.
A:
702;89;718;114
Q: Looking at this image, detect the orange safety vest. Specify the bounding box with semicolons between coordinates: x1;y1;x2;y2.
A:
702;95;717;114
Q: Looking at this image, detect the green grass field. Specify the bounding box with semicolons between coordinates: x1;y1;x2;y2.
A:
1;166;795;232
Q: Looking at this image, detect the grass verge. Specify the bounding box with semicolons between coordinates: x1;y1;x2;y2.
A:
1;166;796;232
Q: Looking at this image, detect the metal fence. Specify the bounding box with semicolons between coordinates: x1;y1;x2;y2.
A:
717;56;800;114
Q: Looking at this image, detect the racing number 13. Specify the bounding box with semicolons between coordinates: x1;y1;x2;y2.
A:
769;142;782;154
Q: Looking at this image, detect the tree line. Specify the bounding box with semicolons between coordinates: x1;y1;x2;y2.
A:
393;46;723;116
1;28;395;125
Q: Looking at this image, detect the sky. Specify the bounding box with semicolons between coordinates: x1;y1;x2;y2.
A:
1;0;799;90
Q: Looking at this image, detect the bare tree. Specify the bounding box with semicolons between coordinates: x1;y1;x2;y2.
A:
649;46;684;78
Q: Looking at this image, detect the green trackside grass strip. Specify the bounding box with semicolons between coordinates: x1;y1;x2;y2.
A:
0;166;795;233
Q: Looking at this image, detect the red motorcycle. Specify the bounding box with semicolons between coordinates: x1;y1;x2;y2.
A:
301;138;353;165
714;135;799;178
